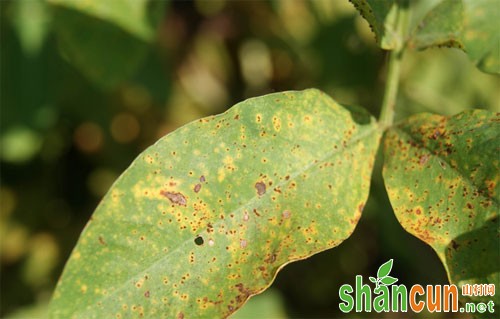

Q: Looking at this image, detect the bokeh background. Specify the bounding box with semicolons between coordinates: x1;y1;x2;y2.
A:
1;0;499;318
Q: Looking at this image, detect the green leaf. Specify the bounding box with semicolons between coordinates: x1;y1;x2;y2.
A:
409;0;500;74
49;89;381;318
349;0;401;50
380;276;398;286
461;0;500;74
10;0;51;56
48;0;154;41
49;0;164;88
369;276;377;283
383;110;499;306
408;0;464;50
376;259;394;278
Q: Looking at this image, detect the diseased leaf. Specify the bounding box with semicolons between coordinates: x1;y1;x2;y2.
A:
409;0;500;74
380;276;398;286
349;0;400;50
461;0;500;74
408;0;464;50
377;259;393;278
383;110;500;307
49;89;381;318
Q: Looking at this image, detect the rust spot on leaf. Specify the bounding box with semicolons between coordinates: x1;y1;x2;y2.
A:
161;191;187;206
234;283;253;303
419;154;430;165
265;253;277;263
451;240;460;250
194;184;201;193
98;236;106;245
240;239;247;248
144;290;150;298
358;203;364;213
255;181;266;196
282;210;291;219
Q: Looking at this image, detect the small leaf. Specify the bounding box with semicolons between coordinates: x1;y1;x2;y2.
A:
377;259;394;278
349;0;400;50
408;0;464;50
49;89;381;318
409;0;500;74
48;0;155;41
380;276;398;286
48;0;165;88
383;110;499;307
369;276;377;283
10;0;51;56
461;0;500;74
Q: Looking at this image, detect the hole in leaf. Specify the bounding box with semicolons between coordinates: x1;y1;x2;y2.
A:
194;236;204;246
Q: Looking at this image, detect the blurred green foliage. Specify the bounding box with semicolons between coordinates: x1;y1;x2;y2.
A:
0;0;498;318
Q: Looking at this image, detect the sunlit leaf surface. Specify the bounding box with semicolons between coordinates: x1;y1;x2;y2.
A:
49;89;380;318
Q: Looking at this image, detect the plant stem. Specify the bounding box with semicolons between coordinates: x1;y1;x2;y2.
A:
379;2;410;129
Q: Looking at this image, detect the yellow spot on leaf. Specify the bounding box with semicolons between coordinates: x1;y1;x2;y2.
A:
217;168;226;182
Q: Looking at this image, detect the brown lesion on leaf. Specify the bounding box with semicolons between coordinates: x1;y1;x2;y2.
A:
264;253;277;263
177;312;184;319
255;181;266;196
451;240;460;250
429;127;446;140
282;210;291;219
419;154;430;165
160;190;187;206
358;203;365;213
234;283;254;303
194;184;201;193
413;228;435;244
350;213;361;226
98;236;106;245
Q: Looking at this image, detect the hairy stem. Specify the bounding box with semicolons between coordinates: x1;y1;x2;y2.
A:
379;2;410;129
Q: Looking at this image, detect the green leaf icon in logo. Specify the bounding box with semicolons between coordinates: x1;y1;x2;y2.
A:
372;259;398;289
380;276;398;286
377;259;393;278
